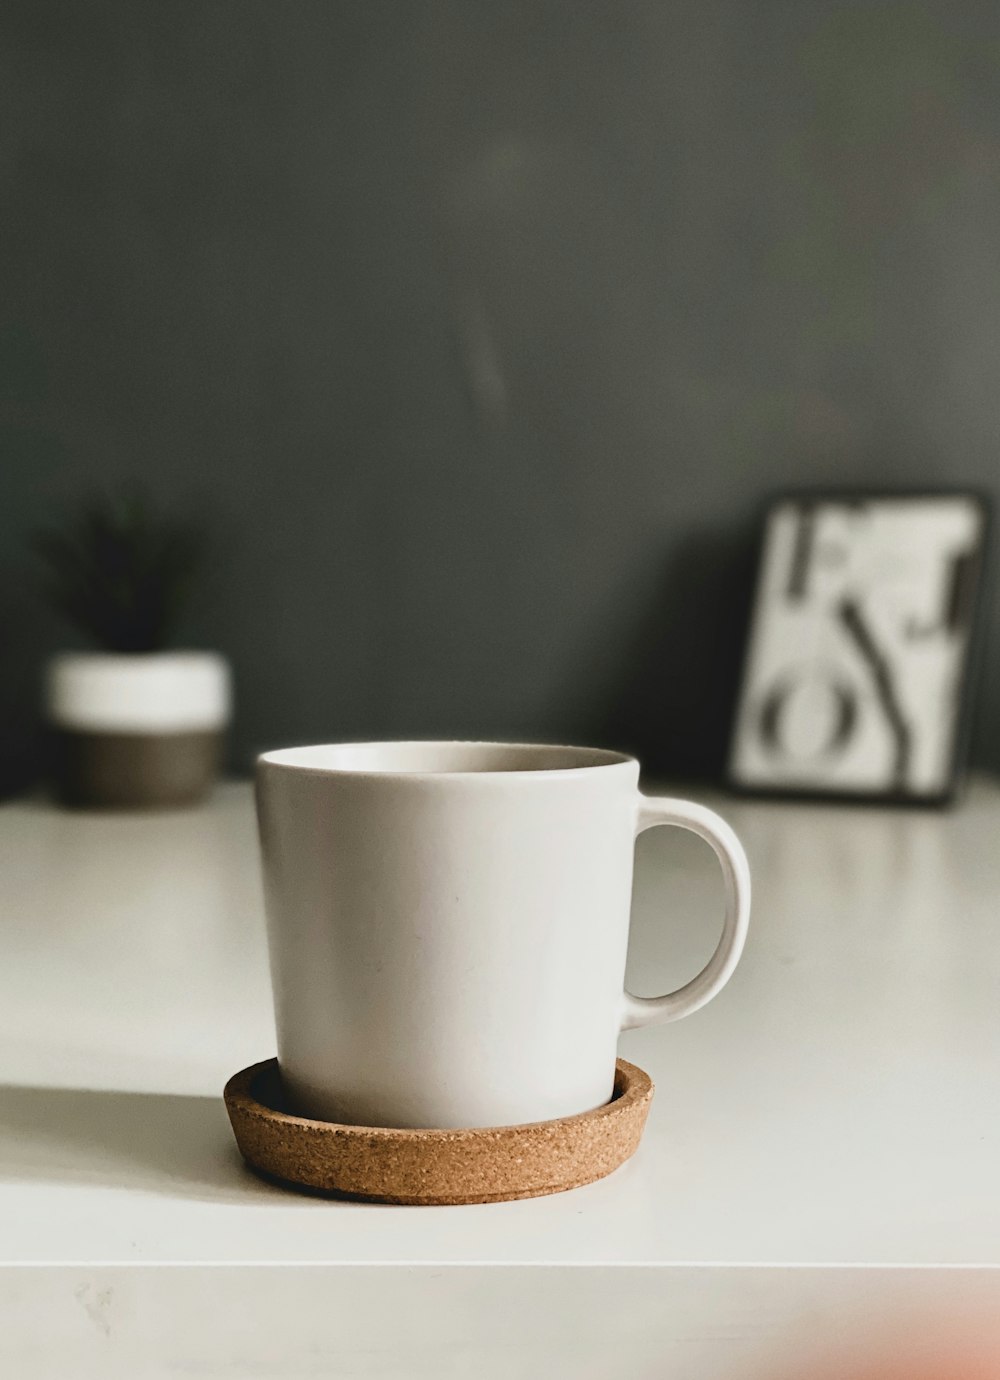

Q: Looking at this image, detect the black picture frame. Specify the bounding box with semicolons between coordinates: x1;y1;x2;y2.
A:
726;488;991;806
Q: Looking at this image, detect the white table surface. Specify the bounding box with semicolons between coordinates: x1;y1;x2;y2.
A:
3;777;1000;1375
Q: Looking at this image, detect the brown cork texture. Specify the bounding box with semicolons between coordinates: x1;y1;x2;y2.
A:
224;1057;653;1205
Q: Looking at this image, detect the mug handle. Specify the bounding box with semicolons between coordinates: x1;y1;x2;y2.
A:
620;796;751;1031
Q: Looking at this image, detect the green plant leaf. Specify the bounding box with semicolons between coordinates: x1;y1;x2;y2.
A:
32;487;203;652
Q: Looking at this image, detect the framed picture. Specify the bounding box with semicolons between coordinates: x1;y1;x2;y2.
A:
728;491;989;803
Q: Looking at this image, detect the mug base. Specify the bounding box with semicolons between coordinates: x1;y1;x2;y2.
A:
223;1056;653;1205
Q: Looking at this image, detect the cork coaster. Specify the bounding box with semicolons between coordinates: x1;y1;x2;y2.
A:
224;1057;653;1205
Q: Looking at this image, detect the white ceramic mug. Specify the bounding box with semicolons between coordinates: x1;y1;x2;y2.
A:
256;741;750;1129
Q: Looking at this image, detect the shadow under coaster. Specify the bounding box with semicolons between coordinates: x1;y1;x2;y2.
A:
224;1057;654;1205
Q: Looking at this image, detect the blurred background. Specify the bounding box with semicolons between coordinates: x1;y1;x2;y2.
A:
3;0;1000;794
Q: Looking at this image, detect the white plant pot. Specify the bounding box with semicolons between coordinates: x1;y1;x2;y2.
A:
44;651;232;808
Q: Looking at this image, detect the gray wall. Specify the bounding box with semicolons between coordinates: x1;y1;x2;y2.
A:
2;1;999;792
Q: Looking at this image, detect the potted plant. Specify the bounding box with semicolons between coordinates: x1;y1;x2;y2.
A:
35;489;231;808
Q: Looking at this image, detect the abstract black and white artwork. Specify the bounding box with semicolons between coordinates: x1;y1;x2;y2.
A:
728;494;988;802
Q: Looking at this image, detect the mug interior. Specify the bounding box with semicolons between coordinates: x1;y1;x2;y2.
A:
258;740;632;775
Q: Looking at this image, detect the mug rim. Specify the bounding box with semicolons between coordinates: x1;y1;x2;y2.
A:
256;739;636;779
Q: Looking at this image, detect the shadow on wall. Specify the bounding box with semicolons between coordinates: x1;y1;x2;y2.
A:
0;579;51;799
597;526;758;781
